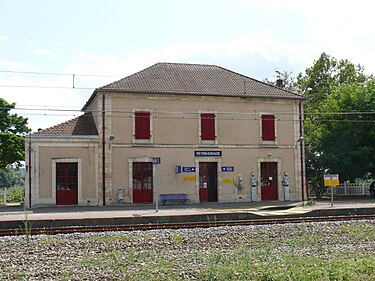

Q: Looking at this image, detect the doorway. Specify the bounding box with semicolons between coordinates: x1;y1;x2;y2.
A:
199;162;218;202
132;162;153;204
261;162;278;200
56;162;78;205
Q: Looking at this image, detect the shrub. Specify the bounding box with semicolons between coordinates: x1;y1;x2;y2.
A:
6;185;25;203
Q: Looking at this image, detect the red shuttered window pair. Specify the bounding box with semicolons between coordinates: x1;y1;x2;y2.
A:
201;113;216;141
135;112;151;140
261;114;276;141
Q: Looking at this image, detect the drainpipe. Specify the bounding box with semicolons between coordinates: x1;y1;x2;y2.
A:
299;101;305;201
102;93;106;206
28;133;32;208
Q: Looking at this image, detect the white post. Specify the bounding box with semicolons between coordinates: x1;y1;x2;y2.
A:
362;182;365;196
4;187;6;205
344;181;347;195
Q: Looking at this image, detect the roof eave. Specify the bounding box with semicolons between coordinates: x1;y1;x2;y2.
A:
29;135;99;140
88;88;306;100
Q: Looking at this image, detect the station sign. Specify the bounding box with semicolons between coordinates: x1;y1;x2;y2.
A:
194;151;222;157
324;174;339;186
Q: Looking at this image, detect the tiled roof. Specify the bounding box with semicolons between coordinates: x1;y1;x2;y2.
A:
33;112;98;136
97;62;303;99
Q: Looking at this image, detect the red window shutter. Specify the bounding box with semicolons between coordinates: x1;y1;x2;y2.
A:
135;112;150;139
262;114;275;141
201;113;215;141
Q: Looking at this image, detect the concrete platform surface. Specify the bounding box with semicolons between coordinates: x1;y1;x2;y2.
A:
0;198;374;221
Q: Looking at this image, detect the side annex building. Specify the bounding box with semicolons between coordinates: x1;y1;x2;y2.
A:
25;62;306;207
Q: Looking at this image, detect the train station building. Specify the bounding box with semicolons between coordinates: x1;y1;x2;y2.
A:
25;62;306;207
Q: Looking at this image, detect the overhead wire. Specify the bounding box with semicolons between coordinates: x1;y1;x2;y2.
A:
2;69;375;123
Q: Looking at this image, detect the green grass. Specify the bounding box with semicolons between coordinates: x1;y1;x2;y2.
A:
89;234;134;242
3;222;375;281
338;223;375;241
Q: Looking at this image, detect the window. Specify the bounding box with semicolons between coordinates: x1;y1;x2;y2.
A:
135;112;151;140
56;163;78;191
200;113;216;142
261;114;276;142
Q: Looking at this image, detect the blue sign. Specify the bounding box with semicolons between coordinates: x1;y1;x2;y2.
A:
222;166;235;172
183;167;196;172
194;151;222;157
175;166;181;173
152;157;161;165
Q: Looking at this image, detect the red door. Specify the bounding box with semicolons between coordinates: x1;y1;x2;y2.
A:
261;162;278;200
133;162;153;204
56;163;78;205
199;162;218;202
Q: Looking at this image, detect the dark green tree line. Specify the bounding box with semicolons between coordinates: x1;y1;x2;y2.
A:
0;98;30;168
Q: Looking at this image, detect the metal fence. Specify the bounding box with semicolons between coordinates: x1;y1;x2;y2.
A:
326;182;370;196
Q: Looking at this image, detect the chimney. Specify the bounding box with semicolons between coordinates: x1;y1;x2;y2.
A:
276;78;284;88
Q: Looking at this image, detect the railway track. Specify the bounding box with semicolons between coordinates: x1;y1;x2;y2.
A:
1;214;374;237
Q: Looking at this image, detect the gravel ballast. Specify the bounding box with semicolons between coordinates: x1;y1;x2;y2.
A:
0;220;374;280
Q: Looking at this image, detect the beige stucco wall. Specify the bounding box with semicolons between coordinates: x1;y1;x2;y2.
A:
109;93;297;146
110;146;299;204
26;91;304;207
25;138;99;207
105;92;303;204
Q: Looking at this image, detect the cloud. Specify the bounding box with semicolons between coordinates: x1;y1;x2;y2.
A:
32;49;56;58
0;34;9;42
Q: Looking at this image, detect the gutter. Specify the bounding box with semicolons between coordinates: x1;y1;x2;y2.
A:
299;101;305;201
102;93;106;206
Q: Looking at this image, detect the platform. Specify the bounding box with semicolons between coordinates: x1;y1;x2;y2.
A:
0;198;374;230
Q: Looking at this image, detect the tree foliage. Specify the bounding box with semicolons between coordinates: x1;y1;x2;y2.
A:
0;98;30;168
265;53;374;196
296;53;373;195
0;167;24;188
316;80;375;181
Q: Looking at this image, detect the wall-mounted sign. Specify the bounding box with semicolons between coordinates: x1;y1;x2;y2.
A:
194;151;222;157
175;166;181;173
183;167;196;172
221;166;234;172
183;176;196;182
222;178;235;184
152;157;161;165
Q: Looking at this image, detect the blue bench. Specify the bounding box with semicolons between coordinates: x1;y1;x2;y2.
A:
160;194;189;205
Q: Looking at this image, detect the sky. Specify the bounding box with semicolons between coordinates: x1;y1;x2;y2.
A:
1;0;374;132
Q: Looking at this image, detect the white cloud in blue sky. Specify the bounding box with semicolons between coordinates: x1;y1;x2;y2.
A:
0;0;374;131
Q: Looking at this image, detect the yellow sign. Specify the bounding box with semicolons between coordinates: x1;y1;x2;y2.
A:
324;174;339;186
222;178;235;184
183;176;196;182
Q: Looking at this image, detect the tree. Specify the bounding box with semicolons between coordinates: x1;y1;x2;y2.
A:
295;53;373;196
0;98;30;168
0;167;24;188
263;70;298;92
317;80;375;181
296;52;368;112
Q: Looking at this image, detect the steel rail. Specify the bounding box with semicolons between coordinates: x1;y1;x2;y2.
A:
1;214;374;237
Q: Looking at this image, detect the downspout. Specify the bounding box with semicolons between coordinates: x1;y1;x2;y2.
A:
28;134;32;208
102;93;106;206
299;101;305;201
